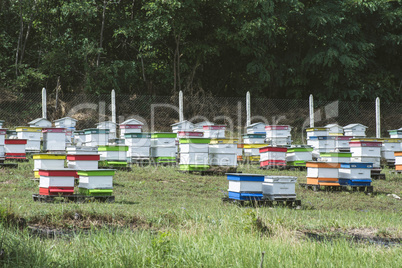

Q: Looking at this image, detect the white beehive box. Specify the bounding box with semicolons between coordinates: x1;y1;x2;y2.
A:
4;139;26;154
0;129;6;145
120;118;144;138
319;152;351;163
33;154;66;170
339;163;373;179
39;169;76;188
171;120;194;133
349;141;382;157
325;124;343;135
266;137;292;146
127;147;150;158
194;121;214;131
151;147;176;157
124;133;151;147
98;145;128;161
97;121;117;139
246;122;266;134
77;170;115;189
306;127;329;137
202;125;226;138
16;127;42;151
265;125;291;138
286;147;313;162
381;139;402;161
343;124;368;137
307;163;339;178
67;154;100;169
42;128;66;151
243;134;266;144
351;156;381;168
66;146;98;155
227;173;265;194
28;118;51;128
388;128;402;139
209;153;237;166
179;152;209;165
54;117;77;128
84;129;110;147
179;143;209;153
262;176;297;197
334;136;353;149
307;136;336;152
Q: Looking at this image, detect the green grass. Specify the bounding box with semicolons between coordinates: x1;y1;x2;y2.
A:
0;160;401;267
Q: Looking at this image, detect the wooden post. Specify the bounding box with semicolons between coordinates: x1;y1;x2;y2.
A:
42;87;46;119
309;94;314;128
246;91;251;127
179;90;184;122
376;97;381;138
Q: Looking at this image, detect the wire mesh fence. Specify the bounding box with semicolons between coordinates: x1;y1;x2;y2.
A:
0;92;400;142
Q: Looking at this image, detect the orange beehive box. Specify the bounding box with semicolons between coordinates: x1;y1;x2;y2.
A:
396;165;402;170
306;162;341;168
307;177;340;186
394;152;402;157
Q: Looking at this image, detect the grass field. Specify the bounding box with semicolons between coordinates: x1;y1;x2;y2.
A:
0;160;401;267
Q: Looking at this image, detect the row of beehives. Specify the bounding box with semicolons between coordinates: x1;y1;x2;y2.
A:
33;147;115;196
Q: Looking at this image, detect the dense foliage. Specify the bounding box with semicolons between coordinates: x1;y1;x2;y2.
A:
0;0;401;101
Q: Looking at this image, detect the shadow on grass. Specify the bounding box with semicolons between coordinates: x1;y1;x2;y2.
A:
303;232;402;247
114;200;140;205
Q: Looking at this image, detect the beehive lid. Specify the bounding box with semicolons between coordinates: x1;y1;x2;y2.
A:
84;128;110;134
77;170;116;176
243;144;269;149
151;132;177;138
343;123;368;130
382;138;402;143
259;146;287;153
349;141;382;147
15;126;42;132
124;133;151;138
265;125;291;130
264;176;297;182
308;136;336;140
287;147;313;152
226;173;265;181
340;163;373;169
5;139;27;144
42;128;66;133
120;118;144;125
242;134;266;138
306;127;327;131
33;154;66;160
320;152;352;157
306;162;341;168
209;138;238;144
179;138;211;144
98;145;129;151
38;169;78;177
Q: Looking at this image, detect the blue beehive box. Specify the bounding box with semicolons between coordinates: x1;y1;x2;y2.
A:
339;162;372;186
339;179;372;186
227;173;265;201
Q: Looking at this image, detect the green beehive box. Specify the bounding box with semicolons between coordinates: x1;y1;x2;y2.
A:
77;170;116;176
99;160;128;167
78;188;113;196
155;157;176;163
287;161;306;166
98;145;129;151
179;138;211;144
179;164;209;171
287;147;313;153
151;133;177;138
320;152;352;157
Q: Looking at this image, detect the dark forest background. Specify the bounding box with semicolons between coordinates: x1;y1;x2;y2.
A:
0;0;401;101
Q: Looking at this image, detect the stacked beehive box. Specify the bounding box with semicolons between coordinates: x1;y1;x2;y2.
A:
265;125;292;146
334;136;353;152
42;128;67;152
227;173;264;201
67;148;100;170
388;128;402;138
319;152;351;163
246;122;266;134
151;133;177;164
208;138;238;168
178;131;210;172
119;119;144;138
96;121;117;140
339;163;373;186
343;124;368;137
349;140;382;168
243;134;268;162
307;136;336;157
325;124;344;136
259;146;287;168
286;146;313;167
33;154;66;179
202;125;226;138
306;127;329;138
29;118;51;128
381;138;402;166
125;133;151;161
77;169;115;196
84;129;110;147
54;117;78;146
394;152;402;170
4;139;27;160
0;129;6;161
98;145;128;167
38;169;77;195
171;120;194;133
306;162;341;186
262;176;297;200
16;127;42;153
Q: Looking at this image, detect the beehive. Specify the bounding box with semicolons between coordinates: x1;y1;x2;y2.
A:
98;145;128;165
259;146;287;168
306;162;341;186
16;127;42;152
325;124;344;136
262;176;297;200
84;129;110;147
265;125;292;146
227;173;265;201
334;136;353;150
38;169;77;195
242;134;266;144
246;122;266;134
33;154;66;178
179;137;210;171
4;139;27;160
343;124;367;137
349;140;382;168
307;136;336;155
77;169;115;196
286;146;313;166
306;127;329;137
243;143;270;162
202;125;226;138
381;139;402;163
150;133;177;163
67;154;100;170
339;162;373;186
171;120;194;133
42;128;67;151
209;139;238;167
125;133;151;159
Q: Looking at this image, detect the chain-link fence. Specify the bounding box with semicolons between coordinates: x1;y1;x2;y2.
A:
0;92;401;142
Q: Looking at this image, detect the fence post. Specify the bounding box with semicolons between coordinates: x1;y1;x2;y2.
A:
309;94;314;128
42;87;47;119
111;89;116;124
246;91;251;126
179;90;184;122
376;97;381;138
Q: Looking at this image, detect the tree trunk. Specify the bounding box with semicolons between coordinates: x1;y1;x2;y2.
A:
20;1;37;64
97;0;108;67
15;0;24;77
